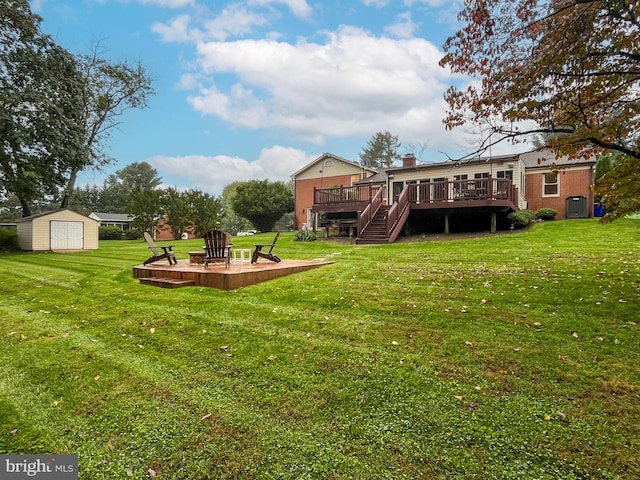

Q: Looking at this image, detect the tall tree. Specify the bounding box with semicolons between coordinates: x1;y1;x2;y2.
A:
359;131;401;169
59;45;154;208
440;0;640;161
597;154;639;222
112;161;162;191
184;189;223;237
160;188;191;240
219;182;253;234
231;180;294;233
0;0;89;217
127;188;162;233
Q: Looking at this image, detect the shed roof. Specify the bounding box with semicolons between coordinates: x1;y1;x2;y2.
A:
15;209;97;223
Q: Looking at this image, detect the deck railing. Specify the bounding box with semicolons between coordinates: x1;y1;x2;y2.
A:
314;185;379;205
404;178;516;204
314;178;516;208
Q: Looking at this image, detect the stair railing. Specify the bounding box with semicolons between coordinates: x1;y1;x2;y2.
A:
386;184;411;238
357;186;384;236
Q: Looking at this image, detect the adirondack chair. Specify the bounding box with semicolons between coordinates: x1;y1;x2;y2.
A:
251;231;281;264
143;232;177;265
203;229;232;269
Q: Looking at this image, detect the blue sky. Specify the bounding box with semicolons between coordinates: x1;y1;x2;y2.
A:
31;0;524;196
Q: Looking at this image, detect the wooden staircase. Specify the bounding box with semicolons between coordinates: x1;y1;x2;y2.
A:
356;205;390;244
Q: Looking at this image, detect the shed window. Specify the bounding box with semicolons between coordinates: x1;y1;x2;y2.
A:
543;172;559;196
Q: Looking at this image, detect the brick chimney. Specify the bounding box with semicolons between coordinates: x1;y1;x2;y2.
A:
402;153;416;168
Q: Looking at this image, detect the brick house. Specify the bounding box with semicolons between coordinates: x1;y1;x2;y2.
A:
298;149;597;243
291;153;377;230
520;150;596;218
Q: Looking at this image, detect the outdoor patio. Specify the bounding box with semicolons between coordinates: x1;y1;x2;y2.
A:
133;258;332;290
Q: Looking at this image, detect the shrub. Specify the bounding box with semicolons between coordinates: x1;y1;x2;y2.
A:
506;209;535;229
535;208;557;221
294;229;317;242
99;226;123;240
125;229;143;240
0;228;20;252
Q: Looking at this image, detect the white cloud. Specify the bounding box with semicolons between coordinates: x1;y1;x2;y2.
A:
147;146;314;195
361;0;389;7
151;14;200;43
138;0;196;7
186;26;464;149
203;4;269;41
384;12;418;38
247;0;312;19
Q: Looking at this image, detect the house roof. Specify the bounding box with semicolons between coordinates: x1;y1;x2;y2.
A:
89;212;133;222
519;149;597;169
385;153;520;174
354;170;388;185
15;209;97;223
292;153;377;178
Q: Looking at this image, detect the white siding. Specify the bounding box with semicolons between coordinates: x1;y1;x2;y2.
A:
16;210;99;251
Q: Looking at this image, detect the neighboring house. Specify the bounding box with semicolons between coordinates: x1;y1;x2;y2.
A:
16;209;99;251
153;216;197;241
302;149;596;244
89;212;133;231
291;153;377;230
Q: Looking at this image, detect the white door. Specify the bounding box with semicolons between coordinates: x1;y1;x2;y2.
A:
51;221;84;249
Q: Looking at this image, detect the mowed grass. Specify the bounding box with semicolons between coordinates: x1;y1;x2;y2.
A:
0;219;638;479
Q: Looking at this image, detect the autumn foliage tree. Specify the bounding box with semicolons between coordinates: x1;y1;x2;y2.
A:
440;0;640;162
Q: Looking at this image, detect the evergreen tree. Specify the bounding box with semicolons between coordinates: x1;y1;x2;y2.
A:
359;131;401;169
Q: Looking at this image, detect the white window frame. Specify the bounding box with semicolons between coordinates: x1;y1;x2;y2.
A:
543;172;560;197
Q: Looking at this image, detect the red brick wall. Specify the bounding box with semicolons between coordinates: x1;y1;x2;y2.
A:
525;167;594;218
155;217;197;241
294;174;356;229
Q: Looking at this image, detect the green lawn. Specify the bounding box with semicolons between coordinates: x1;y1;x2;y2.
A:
0;219;638;479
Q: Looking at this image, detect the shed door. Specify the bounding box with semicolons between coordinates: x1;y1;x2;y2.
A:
51;221;84;249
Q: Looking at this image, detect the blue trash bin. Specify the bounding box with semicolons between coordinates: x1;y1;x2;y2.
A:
594;203;604;217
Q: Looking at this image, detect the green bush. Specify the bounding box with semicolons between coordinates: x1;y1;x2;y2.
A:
535;208;557;221
294;229;317;242
99;226;124;240
506;209;535;229
125;229;143;240
0;228;20;252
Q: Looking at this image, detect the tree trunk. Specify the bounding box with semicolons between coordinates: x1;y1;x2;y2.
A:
59;169;79;210
20;197;32;218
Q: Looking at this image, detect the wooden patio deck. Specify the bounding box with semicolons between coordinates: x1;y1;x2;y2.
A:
133;258;333;290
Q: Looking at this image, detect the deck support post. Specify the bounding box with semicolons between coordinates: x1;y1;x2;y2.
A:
491;211;497;233
444;213;450;235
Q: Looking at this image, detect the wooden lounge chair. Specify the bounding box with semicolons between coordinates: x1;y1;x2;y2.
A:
143;232;177;265
203;229;232;269
251;231;281;264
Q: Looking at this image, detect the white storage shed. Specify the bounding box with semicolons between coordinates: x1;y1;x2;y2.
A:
16;209;99;251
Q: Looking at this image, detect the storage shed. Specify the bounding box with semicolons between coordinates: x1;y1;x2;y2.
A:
16;209;99;251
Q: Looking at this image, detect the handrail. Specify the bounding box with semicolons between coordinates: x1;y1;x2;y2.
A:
357;186;383;235
386;184;410;236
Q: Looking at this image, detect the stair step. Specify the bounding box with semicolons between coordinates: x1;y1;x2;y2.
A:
139;277;195;288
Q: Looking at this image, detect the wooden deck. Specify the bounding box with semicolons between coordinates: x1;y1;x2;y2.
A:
133;258;333;290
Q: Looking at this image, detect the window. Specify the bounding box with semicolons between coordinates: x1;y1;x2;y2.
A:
497;170;513;180
543;172;559;196
474;172;490;179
